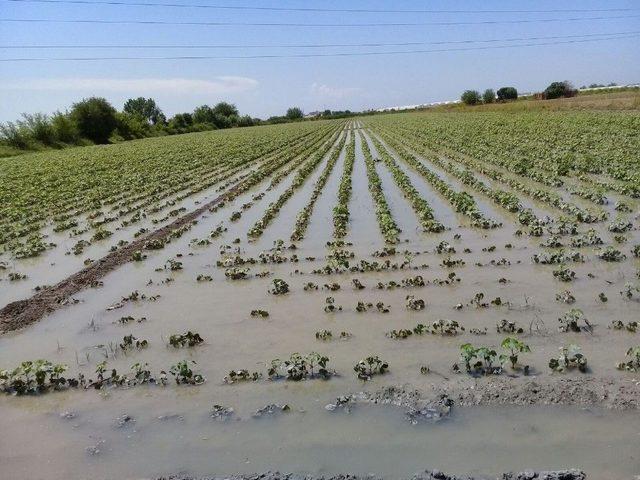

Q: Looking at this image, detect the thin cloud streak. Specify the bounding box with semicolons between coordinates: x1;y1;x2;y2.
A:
0;76;259;94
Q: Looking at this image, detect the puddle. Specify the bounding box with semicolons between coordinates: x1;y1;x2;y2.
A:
2;398;638;479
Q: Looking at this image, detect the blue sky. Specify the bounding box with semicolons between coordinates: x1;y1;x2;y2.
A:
0;0;639;121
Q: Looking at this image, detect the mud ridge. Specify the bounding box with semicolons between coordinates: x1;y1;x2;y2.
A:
437;376;640;410
157;469;586;480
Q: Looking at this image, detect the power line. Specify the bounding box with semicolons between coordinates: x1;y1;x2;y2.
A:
1;34;637;62
2;31;638;49
4;0;639;14
2;14;639;27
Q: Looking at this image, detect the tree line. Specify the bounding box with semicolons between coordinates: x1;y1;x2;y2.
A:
460;81;586;106
0;97;310;153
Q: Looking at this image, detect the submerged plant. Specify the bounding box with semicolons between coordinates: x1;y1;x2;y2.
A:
405;295;426;311
616;347;640;372
169;331;204;348
558;308;592;333
431;319;464;335
268;353;333;381
315;330;333;341
608;320;638;332
596;246;626;262
169;360;205;385
269;278;290;295
353;356;389;380
549;344;588;373
386;329;413;339
119;335;149;351
555;290;576;304
223;369;261;384
496;319;524;334
553;265;576;282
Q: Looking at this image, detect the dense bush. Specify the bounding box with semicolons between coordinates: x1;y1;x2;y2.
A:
482;89;495;104
123;97;165;125
497;86;518;101
70;97;118;144
286;107;304;120
461;90;481;105
544;81;577;100
1;98;263;153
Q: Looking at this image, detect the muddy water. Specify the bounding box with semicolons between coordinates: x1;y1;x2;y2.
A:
361;132;424;243
344;130;386;254
252;131;348;251
302;134;348;251
1;126;640;479
2;397;639;480
0;147;300;305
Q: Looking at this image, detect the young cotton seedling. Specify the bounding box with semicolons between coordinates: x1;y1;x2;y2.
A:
169;360;205;385
353;356;389;380
549;345;587;373
499;337;531;370
616;347;640;372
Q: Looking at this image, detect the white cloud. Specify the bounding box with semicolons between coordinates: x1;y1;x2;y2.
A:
0;76;259;94
310;82;361;99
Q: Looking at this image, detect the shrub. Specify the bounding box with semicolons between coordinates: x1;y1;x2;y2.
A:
286;107;304;120
496;86;518;101
70;97;118;144
114;112;151;140
0;121;33;149
482;89;495;104
123;97;164;125
51;112;80;144
461;90;481;105
19;113;57;146
543;81;577;100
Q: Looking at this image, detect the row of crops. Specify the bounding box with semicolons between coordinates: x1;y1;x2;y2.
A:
1;113;639;430
0;120;344;258
1;112;639;288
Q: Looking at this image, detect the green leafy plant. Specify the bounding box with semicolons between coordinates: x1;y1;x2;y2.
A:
499;337;531;370
549;344;588;373
169;360;205;385
353;356;389;380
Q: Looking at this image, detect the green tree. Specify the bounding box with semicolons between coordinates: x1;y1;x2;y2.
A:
20;113;56;146
544;81;576;100
461;90;481;106
192;105;215;125
51;112;80;144
167;113;193;133
496;86;518;101
482;89;495;104
236;115;255;127
212;101;238;118
286;107;304;120
123;97;164;125
114;112;150;140
69;97;118;144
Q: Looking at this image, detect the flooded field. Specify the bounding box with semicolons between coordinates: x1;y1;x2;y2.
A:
3;400;639;479
1;112;639;478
